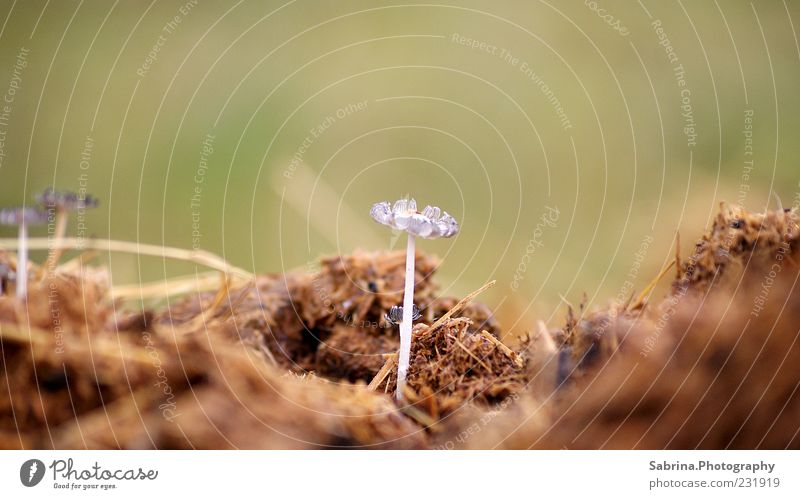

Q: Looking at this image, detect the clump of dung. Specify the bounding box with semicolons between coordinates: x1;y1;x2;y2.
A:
159;250;502;386
674;204;799;294
463;207;800;449
0;252;426;449
370;318;527;421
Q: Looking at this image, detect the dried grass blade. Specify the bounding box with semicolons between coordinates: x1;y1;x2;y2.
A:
368;354;398;391
455;339;491;372
426;280;496;334
0;237;253;280
629;260;676;311
480;330;523;367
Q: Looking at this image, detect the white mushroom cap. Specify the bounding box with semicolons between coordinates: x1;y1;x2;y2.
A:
370;198;459;239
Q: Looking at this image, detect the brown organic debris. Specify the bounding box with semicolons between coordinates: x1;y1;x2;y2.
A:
371;318;528;420
1;204;798;450
673;204;799;294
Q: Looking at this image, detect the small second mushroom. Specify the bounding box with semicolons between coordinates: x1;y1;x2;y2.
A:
0;207;48;299
36;187;99;274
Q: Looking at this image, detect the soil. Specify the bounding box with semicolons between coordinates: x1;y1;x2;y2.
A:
0;205;798;449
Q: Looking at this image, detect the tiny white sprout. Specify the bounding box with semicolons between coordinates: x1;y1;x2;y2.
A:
370;198;459;400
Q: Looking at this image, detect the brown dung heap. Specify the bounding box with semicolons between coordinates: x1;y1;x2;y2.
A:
0;204;798;449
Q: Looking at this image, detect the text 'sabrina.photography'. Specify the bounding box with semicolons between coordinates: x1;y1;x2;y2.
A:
0;1;799;497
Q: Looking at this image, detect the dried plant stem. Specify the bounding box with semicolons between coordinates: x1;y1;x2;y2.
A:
41;209;67;278
480;330;523;368
219;279;257;321
111;272;223;300
368;353;398;390
0;237;253;280
396;233;415;400
60;249;98;272
629;260;676;311
426;279;496;336
455;338;491;372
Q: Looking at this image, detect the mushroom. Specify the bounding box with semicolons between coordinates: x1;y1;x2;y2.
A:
385;304;421;326
370;198;459;399
0;207;48;299
36;188;99;273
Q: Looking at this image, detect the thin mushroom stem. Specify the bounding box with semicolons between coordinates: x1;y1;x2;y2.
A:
396;232;415;400
17;221;27;299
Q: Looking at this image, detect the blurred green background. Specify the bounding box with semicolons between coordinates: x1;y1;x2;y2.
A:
0;0;798;330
